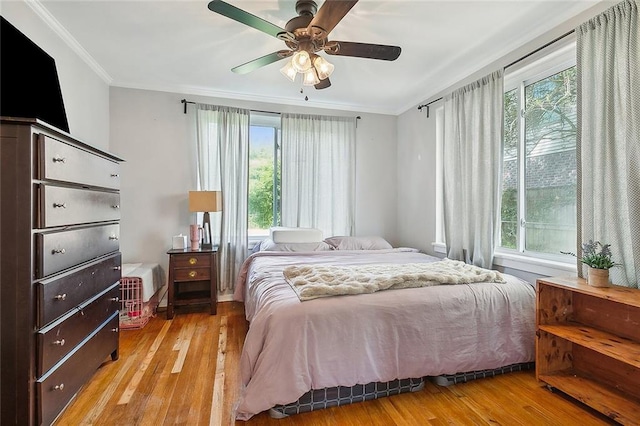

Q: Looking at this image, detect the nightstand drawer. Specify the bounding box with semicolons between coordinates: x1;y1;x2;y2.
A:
173;254;211;268
173;267;210;282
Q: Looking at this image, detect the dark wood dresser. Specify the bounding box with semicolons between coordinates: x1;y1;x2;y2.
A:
1;117;123;425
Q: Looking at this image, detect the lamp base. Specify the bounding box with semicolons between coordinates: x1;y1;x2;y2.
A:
202;212;213;250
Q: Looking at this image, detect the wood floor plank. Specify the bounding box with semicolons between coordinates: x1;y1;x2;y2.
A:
209;315;228;426
54;302;617;426
117;320;172;405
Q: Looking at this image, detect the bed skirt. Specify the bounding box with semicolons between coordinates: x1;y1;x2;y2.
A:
268;362;534;418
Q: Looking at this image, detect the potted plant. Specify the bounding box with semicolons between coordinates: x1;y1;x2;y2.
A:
563;240;619;287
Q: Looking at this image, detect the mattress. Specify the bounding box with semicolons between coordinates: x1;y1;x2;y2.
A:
233;249;536;420
121;263;163;302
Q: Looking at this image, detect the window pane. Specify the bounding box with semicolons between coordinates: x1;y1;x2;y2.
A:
501;89;518;249
523;67;576;254
248;126;279;237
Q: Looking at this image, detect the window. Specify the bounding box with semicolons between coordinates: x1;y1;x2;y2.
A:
248;112;281;238
500;39;577;258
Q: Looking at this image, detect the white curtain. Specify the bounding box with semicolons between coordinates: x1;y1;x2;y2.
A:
280;113;356;238
195;104;250;292
576;0;639;287
443;70;504;268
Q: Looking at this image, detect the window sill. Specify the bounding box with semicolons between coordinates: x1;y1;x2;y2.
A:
431;242;577;277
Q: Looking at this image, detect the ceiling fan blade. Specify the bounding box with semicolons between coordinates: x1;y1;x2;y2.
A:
208;0;288;39
326;41;401;61
307;0;358;37
231;50;293;75
315;78;331;90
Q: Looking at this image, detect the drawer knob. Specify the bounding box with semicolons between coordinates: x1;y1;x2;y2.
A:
189;271;197;278
109;235;119;241
111;204;120;209
52;248;66;255
52;156;66;163
53;202;67;209
53;339;65;346
112;327;119;333
110;297;120;302
54;293;67;301
189;258;197;265
113;266;121;271
53;384;65;391
110;173;119;178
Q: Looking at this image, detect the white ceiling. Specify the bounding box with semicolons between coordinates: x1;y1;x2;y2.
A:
34;0;603;115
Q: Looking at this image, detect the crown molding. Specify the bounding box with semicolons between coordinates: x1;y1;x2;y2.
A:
25;0;112;84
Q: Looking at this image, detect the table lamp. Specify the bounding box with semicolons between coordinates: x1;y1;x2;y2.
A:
188;191;222;249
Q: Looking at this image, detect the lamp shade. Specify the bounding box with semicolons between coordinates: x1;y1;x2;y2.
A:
189;191;221;212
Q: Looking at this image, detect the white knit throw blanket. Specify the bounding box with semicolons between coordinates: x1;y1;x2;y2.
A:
283;258;506;301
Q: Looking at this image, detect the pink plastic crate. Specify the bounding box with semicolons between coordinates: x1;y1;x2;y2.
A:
119;276;158;329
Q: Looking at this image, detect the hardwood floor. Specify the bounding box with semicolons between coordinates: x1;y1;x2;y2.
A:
55;302;616;426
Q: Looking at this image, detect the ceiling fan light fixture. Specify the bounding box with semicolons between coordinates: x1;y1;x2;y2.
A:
313;55;334;80
291;50;312;72
280;60;297;82
302;67;320;86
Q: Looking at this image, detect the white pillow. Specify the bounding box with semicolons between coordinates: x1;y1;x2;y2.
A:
259;238;332;252
270;227;323;243
323;236;393;250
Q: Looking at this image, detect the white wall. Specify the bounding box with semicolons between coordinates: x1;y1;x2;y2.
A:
1;2;110;149
109;87;398;297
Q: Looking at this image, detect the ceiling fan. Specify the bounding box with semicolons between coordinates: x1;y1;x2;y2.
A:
207;0;401;90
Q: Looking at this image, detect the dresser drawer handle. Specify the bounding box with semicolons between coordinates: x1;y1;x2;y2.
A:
113;266;121;271
109;235;119;241
110;173;119;178
52;248;66;255
53;384;65;391
110;297;120;302
189;258;197;265
52;339;65;346
111;204;120;209
112;327;119;333
52;156;66;163
53;202;67;208
54;293;67;301
188;271;197;278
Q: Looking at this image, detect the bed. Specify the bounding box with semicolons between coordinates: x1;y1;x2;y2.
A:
233;237;536;421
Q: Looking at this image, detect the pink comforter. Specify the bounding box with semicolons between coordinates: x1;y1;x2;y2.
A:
233;249;535;420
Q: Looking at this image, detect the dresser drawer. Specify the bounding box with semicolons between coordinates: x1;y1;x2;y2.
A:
173;254;211;268
37;184;121;228
37;224;120;278
37;312;119;426
173;267;210;282
38;135;120;190
37;283;119;376
37;252;121;327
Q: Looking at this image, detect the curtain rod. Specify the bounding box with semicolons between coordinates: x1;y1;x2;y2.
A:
415;28;575;117
504;29;575;69
417;97;443;117
181;98;361;120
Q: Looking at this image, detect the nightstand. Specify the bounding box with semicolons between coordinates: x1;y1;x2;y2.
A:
166;247;218;319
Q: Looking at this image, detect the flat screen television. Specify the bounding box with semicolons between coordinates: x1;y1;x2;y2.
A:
1;15;70;133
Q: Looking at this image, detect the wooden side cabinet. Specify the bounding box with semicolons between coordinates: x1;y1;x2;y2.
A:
536;276;640;424
166;248;218;319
